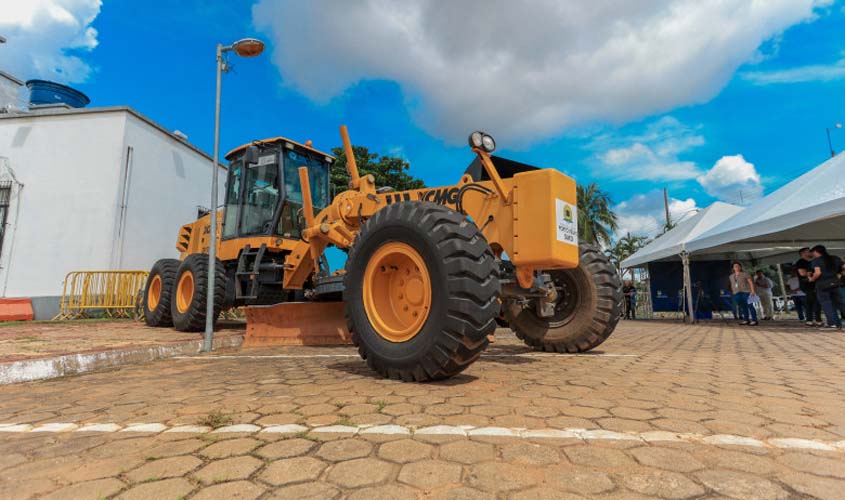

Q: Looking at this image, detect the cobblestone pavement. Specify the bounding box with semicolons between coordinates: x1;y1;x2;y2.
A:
1;320;844;499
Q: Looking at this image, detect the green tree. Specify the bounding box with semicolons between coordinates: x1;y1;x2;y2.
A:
330;145;425;196
608;233;649;278
577;183;618;246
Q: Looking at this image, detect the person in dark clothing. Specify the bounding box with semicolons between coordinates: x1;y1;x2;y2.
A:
622;281;636;320
795;247;823;326
808;245;844;329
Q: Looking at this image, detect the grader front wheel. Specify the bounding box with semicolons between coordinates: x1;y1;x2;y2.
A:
344;201;501;382
171;254;227;332
505;243;622;353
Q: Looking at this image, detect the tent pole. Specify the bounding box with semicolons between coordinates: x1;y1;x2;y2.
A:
776;263;789;319
681;251;696;324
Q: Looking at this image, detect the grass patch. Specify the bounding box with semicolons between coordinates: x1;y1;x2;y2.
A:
144;455;160;461
334;417;355;427
197;410;232;429
373;400;387;411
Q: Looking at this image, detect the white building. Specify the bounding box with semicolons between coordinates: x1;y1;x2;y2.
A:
0;105;224;319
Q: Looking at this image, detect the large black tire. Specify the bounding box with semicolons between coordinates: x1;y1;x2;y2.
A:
171;254;227;332
505;243;622;352
143;258;180;327
344;202;500;382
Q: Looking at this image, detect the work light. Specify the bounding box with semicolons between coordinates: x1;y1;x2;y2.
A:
468;131;496;153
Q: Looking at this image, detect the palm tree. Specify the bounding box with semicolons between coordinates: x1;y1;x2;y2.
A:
608;233;649;278
577;183;618;247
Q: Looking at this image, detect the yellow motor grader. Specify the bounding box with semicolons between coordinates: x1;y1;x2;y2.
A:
143;126;621;381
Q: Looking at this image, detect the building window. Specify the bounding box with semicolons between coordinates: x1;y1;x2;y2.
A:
0;181;11;260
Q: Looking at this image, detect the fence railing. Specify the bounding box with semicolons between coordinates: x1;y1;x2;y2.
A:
53;270;149;320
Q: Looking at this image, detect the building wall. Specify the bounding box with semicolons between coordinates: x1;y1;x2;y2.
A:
0;112;126;299
0;108;224;318
116;113;225;270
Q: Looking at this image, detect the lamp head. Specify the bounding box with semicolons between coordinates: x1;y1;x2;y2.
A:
232;38;265;57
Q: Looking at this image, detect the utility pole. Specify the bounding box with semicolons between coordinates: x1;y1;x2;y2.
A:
663;188;671;230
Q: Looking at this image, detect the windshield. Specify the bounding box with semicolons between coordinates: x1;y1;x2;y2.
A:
283;150;329;209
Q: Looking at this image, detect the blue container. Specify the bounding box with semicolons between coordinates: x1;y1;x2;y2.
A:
26;80;90;108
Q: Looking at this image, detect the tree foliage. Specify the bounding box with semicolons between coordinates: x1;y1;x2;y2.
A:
330;145;426;196
577;183;619;246
608;233;649;277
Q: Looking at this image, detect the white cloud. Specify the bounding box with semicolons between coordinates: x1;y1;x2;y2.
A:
697;154;763;204
253;0;826;144
615;189;699;238
741;57;845;85
0;0;102;83
592;116;704;181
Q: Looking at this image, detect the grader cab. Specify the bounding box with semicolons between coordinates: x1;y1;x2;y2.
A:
143;127;622;381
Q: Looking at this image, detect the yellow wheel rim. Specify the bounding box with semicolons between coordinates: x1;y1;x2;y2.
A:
147;275;162;311
175;271;195;314
363;242;432;342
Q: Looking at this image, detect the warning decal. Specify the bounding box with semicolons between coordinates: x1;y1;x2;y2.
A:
556;199;578;246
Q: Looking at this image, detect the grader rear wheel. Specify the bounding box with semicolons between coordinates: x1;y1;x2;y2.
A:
505;243;622;352
171;254;227;332
143;258;180;327
344;201;501;382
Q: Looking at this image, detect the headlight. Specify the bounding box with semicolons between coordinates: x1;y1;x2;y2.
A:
468;131;496;153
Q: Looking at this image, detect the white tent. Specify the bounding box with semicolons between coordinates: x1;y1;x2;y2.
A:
621;202;744;268
686;153;845;261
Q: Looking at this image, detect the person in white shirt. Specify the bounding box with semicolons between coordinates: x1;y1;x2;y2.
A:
754;270;775;320
787;269;806;321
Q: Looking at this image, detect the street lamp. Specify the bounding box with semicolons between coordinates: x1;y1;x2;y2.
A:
204;37;265;352
826;123;842;158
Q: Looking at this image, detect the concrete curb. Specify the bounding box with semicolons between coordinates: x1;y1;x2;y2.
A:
0;334;243;385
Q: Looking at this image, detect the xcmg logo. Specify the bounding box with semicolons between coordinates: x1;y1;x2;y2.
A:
384;187;460;206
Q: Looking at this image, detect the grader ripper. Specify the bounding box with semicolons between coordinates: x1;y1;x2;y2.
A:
143;126;621;381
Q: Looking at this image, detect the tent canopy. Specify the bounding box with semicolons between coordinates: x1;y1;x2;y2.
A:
686;153;845;261
621;202;743;268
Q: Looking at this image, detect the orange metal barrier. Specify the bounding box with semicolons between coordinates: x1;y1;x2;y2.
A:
53;270;149;320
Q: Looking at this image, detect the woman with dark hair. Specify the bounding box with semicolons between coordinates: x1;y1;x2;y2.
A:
728;262;758;326
808;245;844;329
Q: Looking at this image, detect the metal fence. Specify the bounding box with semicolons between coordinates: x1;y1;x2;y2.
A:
53;270;149;320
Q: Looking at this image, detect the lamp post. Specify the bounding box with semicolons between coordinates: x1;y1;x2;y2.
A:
826;123;842;158
204;38;265;353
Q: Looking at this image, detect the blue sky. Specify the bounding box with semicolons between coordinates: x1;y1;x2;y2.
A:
2;0;844;238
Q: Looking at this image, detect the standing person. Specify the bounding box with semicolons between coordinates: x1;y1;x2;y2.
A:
754;270;775;320
729;262;758;326
808;245;844;329
622;280;637;320
787;269;806;321
795;248;823;326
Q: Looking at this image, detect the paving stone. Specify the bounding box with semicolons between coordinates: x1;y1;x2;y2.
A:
260;457;327;486
348;484;419;500
316;438;373;461
779;471;845;500
500;442;561;466
692;448;778;474
696;469;788;500
544;465;615;495
194;456;263;483
268;481;340;499
378;439;433;463
62;455;146;482
630;446;704;472
563;445;636;468
42;478;125;500
255;438;317;459
777;452;845;478
510;488;585;500
192;480;266;500
143;438;206;458
429;486;495;500
117;478;194;500
398;459;462;490
467;462;540;493
125;455;202;483
0;478;57;499
199;438;260;458
326;457;393;488
622;470;705;499
440;440;496;464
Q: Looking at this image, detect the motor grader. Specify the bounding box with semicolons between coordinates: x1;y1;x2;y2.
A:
143;126;621;381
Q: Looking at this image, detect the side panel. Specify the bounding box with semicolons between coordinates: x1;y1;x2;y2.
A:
512;169;579;269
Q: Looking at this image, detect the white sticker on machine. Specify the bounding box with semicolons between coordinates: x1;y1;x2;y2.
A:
556;199;578;246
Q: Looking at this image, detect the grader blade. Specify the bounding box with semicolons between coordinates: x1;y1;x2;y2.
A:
244;302;351;347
